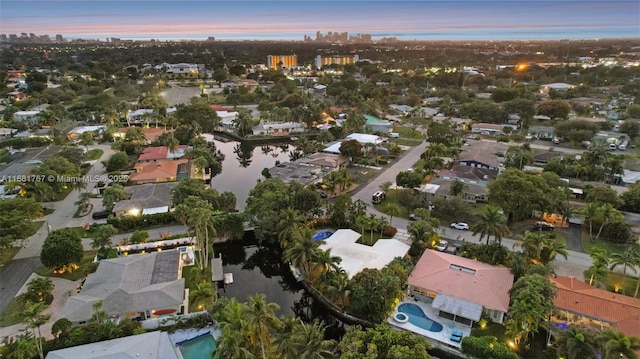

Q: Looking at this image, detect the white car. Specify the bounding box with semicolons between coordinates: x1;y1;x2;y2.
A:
450;222;469;231
436;240;448;252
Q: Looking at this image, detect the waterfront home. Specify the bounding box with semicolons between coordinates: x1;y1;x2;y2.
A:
252;122;305;136
129;159;189;184
112;182;178;217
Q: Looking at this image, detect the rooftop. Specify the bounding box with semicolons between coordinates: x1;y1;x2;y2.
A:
319;229;410;279
268;162;323;186
550;276;640;337
112;182;178;215
408;250;513;312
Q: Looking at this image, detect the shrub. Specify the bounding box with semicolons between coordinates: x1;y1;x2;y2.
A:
598;221;633;244
107;212;176;231
461;336;518;359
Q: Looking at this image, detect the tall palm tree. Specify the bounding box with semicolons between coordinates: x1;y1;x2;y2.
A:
174;196;216;270
581;202;601;242
382;203;401;226
471;205;509;244
555;326;597;359
189;282;216;312
291;321;336;359
513;231;547;264
276;208;307;249
540;236;569;265
609;246;640;294
246;293;280;359
598;329;640;359
216;325;255;359
284;231;321;277
587;247;609;286
22;302;50;359
594;203;623;242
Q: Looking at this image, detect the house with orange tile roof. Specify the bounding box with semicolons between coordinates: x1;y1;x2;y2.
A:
549;276;640;338
128;159;189;184
407;250;514;325
137;145;189;162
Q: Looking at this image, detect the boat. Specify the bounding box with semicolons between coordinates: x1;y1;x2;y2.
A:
289;263;303;282
290;137;298;141
224;273;234;284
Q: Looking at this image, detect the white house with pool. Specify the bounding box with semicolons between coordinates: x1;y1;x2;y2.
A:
389;250;513;347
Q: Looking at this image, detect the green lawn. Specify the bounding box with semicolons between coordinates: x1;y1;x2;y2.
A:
0;247;21;272
0;297;26;327
66;225;104;239
84;149;104;160
580;227;627;255
35;250;98;281
471;322;507;341
25;220;45;237
356;232;383;246
374;190;414;219
393;126;425;139
594;270;640;297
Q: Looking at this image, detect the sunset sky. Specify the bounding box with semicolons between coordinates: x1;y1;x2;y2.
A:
1;1;638;41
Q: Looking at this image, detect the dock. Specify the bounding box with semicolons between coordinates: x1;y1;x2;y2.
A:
211;256;223;282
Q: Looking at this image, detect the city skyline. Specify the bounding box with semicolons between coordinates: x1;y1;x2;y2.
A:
1;1;638;41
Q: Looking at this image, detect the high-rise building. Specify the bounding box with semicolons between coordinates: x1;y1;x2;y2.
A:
266;55;298;70
55;34;64;42
315;54;360;68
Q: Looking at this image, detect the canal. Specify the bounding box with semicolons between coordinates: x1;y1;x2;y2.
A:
210;140;293;210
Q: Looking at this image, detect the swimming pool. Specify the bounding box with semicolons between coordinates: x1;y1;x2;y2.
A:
178;334;216;359
398;303;444;332
313;230;334;241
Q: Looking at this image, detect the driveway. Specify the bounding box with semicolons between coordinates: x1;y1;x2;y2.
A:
160;85;201;106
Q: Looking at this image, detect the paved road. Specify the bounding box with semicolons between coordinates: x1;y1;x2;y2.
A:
0;144;113;315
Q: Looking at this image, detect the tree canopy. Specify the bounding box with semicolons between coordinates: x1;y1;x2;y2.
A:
40;228;83;270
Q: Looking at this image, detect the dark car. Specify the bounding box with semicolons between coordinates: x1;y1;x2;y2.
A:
533;221;555;231
92;210;112;220
317;190;327;199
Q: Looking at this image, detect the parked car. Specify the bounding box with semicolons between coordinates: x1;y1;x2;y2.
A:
92;210;112;220
436;240;448;252
451;236;465;249
450;222;469;231
533;221;555;231
317;190;327;199
409;213;417;221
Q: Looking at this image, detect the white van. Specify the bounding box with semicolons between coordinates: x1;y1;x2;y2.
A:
372;191;386;204
389;133;399;138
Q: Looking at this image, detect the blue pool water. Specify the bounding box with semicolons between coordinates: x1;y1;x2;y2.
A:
398;303;444;332
313;230;334;241
178;334;216;359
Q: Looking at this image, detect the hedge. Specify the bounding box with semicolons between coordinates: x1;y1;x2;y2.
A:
107;212;177;231
0;137;52;149
461;336;518;359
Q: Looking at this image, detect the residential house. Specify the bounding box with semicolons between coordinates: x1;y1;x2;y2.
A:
59;250;186;325
14;128;52;139
166;63;199;75
113;127;173;145
528;126;555;140
470;123;516;135
407;250;514;325
45;331;182;359
533;151;564;166
420;177;489;203
300;152;349;170
138;145;189;162
549;276;640;339
319;229;409;279
438;165;499;182
216;111;239;128
67;125;105;141
458;141;506;170
0;128;18;138
129;159;189;184
322;133;383;154
112;182;178;217
13;110;40;123
267;162;323;186
364;114;393;133
540;83;576;94
252;122;305;136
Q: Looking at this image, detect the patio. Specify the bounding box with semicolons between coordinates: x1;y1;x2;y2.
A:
387;299;472;349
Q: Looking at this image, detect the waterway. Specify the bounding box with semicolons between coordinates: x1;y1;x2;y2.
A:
210;140;293;210
214;234;346;340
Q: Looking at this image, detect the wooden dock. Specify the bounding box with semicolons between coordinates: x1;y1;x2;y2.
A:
211;256;223;282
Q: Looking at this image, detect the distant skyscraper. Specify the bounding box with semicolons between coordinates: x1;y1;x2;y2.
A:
55;34;64;42
315;54;360;68
266;55;298;70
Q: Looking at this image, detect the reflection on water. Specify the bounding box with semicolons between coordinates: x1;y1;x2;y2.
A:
216;234;346;340
210;141;292;210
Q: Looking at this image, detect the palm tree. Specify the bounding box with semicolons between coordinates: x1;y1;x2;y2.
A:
594;204;623;241
598;329;640;359
24;277;53;304
291;321;336;359
246;293;280;359
580;202;600;242
276;208;307;249
284;230;321;277
540;236;569;265
174;196;216;270
609;246;640;294
587;247;609;286
471;205;509;244
22;302;50;359
557;202;576;227
189;282;216;311
449;178;467;197
555;326;597;359
382;202;402;226
217;325;255;359
513;231;547;264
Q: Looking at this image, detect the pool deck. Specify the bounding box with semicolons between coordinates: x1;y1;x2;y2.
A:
170;328;221;346
387;300;471;349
